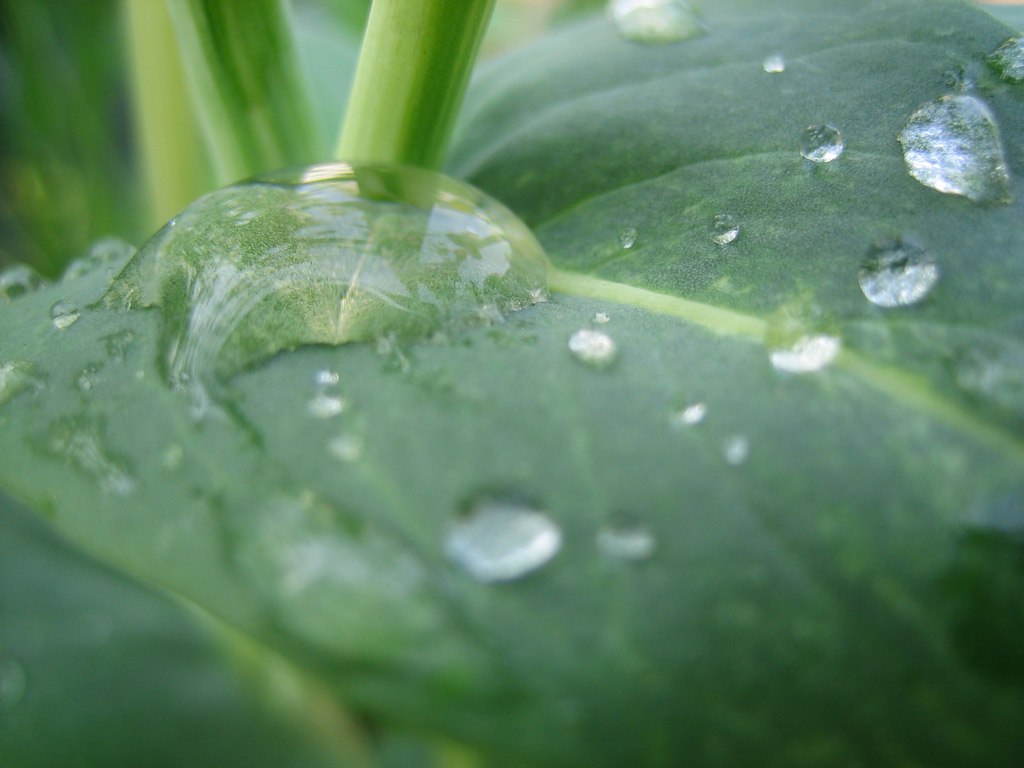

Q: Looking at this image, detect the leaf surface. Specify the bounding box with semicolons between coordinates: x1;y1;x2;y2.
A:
3;1;1024;766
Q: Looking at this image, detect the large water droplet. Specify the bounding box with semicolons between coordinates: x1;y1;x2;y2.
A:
597;514;656;561
800;124;845;163
446;498;562;583
618;227;638;249
0;361;41;406
62;237;136;282
762;54;786;74
858;237;939;308
105;163;548;415
710;214;739;245
0;657;27;712
49;299;80;330
987;36;1024;83
607;0;705;44
568;328;617;367
898;94;1011;203
0;264;46;302
770;334;840;374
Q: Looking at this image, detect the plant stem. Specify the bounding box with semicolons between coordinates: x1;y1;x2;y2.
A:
124;0;208;232
337;0;497;170
165;0;320;186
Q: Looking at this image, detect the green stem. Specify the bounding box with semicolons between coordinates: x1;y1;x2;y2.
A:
123;0;209;231
165;0;320;186
337;0;497;170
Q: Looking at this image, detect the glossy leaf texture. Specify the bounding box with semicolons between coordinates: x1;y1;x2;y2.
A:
2;0;1024;766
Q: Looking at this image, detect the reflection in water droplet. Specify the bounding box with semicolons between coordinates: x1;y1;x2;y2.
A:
62;238;136;282
328;434;363;463
987;37;1024;82
47;419;135;495
446;499;562;583
0;657;27;712
0;361;41;406
104;162;548;416
597;515;656;560
762;54;786;73
770;335;840;374
858;237;939;308
724;435;750;465
308;393;346;419
618;227;638;249
49;300;80;330
607;0;705;43
710;214;740;245
593;312;611;324
898;94;1011;203
0;264;46;302
76;365;101;391
800;124;845;163
568;328;617;367
669;402;707;427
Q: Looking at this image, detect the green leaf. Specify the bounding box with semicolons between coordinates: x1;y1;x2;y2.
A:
3;0;1024;766
0;492;370;768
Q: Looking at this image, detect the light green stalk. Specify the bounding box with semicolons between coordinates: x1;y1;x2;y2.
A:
165;0;320;186
123;0;208;231
336;0;497;170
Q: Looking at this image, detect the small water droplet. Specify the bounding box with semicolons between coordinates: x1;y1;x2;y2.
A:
446;499;562;583
62;237;136;282
724;435;750;465
710;214;740;245
898;94;1011;203
315;369;340;387
104;162;548;415
0;264;46;302
308;393;346;419
103;330;135;362
162;443;184;470
568;328;617;367
0;657;27;712
327;434;363;463
669;402;707;427
618;227;638;249
593;312;611;324
49;299;80;330
762;54;786;73
597;514;656;560
858;237;939;308
987;36;1024;82
47;419;135;495
76;364;101;391
0;361;41;406
770;334;840;374
800;124;845;163
607;0;705;43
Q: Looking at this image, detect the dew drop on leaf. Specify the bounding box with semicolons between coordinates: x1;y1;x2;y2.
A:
987;36;1024;82
49;299;80;330
0;264;46;303
62;237;136;283
597;514;656;561
593;311;611;324
762;54;786;73
104;163;549;415
0;657;27;712
162;443;184;471
898;94;1011;203
710;214;740;245
769;334;840;374
308;393;346;419
46;419;135;496
723;435;750;465
858;237;939;308
568;328;618;367
76;364;101;392
327;434;363;463
103;330;135;362
618;227;638;249
800;124;845;163
446;498;562;583
607;0;705;44
0;361;41;406
669;402;707;428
